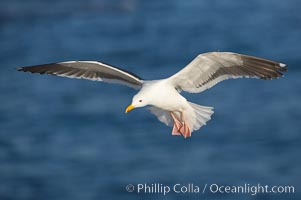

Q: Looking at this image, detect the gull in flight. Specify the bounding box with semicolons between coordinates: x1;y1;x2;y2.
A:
18;52;287;138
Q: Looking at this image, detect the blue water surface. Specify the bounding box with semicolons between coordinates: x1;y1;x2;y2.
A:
0;0;300;200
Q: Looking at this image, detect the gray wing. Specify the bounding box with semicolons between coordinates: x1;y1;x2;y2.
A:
168;52;287;93
18;61;143;89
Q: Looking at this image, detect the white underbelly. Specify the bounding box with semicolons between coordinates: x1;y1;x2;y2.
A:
143;79;189;112
153;93;188;112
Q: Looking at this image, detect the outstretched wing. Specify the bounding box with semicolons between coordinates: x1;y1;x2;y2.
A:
18;61;143;89
168;52;287;93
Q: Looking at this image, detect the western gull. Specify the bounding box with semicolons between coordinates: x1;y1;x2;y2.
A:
18;52;287;138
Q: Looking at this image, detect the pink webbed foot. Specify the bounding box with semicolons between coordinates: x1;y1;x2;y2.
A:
172;127;181;135
170;112;191;138
171;112;181;135
179;121;191;138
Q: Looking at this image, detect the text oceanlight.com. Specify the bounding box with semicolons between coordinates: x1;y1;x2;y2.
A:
125;183;295;196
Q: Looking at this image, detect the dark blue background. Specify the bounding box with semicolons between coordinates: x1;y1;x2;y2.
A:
0;0;300;199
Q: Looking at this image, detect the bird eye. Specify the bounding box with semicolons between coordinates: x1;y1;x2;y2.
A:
139;100;143;102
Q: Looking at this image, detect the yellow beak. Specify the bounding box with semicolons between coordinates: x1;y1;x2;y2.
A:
125;104;135;113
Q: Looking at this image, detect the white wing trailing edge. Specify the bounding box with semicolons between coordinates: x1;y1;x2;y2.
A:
168;52;287;93
18;61;144;89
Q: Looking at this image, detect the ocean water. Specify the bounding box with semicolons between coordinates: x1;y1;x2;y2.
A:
0;0;300;199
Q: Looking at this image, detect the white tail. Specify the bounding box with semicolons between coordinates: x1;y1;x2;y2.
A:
186;102;214;131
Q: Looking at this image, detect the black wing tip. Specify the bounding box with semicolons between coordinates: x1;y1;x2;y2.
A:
259;63;287;80
16;66;39;73
17;67;25;71
17;66;37;73
278;63;288;72
273;63;287;79
16;63;62;74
